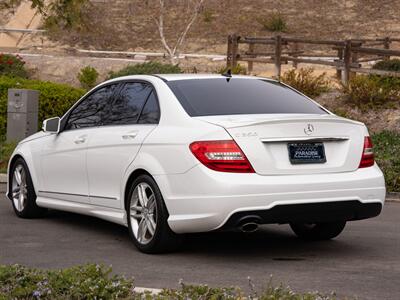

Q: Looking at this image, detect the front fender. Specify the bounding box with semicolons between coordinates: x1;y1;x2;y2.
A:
6;140;44;200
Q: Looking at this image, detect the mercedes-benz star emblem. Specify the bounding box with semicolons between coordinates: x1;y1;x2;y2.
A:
304;124;314;135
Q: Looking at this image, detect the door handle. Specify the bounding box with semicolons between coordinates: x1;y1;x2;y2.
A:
122;132;138;140
74;135;87;144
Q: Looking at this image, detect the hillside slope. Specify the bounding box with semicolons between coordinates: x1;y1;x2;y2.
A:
0;1;41;48
44;0;400;53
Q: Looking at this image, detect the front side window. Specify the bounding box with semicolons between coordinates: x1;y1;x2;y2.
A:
65;84;118;130
105;82;153;125
166;78;327;116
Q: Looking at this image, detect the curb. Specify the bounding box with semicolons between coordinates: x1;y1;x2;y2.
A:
0;174;6;183
134;287;162;295
0;173;399;202
386;192;400;203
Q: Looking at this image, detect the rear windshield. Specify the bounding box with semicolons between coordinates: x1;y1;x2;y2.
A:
167;78;327;116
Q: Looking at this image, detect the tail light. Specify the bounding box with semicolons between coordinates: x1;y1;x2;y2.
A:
189;140;255;173
359;136;374;168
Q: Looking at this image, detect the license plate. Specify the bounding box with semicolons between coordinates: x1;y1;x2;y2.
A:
288;142;326;164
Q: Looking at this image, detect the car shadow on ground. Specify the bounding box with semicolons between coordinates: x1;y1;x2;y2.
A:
182;229;358;259
43;208;360;259
45;209;129;238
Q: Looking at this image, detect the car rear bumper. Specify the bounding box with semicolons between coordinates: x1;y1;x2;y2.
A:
155;164;386;233
219;201;382;231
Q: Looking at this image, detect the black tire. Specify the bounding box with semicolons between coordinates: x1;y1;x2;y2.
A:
10;158;47;218
127;174;182;253
290;221;346;241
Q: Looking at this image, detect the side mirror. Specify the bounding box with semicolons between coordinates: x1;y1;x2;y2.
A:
42;117;60;133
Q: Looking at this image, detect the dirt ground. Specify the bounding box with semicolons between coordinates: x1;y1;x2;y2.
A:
3;0;400;55
0;1;41;49
39;0;400;53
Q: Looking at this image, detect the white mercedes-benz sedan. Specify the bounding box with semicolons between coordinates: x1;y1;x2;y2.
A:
6;74;385;253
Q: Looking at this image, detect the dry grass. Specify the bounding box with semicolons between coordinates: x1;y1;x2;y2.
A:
44;0;400;53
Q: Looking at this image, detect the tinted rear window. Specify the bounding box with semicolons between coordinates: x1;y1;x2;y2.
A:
167;78;326;116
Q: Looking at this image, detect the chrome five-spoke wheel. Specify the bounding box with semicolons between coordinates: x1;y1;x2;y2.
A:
12;164;28;212
127;175;182;253
10;158;46;218
130;182;157;245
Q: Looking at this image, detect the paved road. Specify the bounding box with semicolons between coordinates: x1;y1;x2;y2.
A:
1;185;399;299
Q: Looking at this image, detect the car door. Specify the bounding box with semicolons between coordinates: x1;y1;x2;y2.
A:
39;84;119;204
86;81;160;208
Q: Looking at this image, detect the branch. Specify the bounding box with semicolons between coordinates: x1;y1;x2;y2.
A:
172;0;205;55
153;0;205;61
154;0;174;58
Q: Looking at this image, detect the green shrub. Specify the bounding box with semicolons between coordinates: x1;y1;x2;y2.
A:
0;141;16;173
372;131;400;192
216;63;247;75
78;65;99;90
341;75;400;108
43;0;90;31
280;67;330;98
0;76;85;138
332;108;350;119
0;54;28;78
0;264;338;299
258;12;288;32
372;59;400;72
108;61;182;79
0;264;133;299
202;8;214;23
0;0;22;10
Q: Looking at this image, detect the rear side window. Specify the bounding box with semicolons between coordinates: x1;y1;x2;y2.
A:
65;84;118;130
105;82;152;125
138;91;160;124
167;78;327;116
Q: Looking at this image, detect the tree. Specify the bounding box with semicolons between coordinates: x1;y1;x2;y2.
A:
1;0;87;27
153;0;205;64
0;0;45;13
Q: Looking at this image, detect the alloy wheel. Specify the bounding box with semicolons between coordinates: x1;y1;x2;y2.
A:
129;183;157;245
12;164;28;212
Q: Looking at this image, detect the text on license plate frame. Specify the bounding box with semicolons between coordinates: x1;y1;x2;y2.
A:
287;142;327;164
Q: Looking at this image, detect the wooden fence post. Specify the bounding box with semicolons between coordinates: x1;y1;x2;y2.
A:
336;48;343;80
230;34;239;70
342;40;352;85
247;43;254;73
292;42;299;69
350;41;361;78
226;35;233;68
383;37;391;60
274;35;282;79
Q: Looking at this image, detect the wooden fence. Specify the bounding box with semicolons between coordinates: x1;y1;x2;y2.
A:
0;28;46;33
226;35;400;84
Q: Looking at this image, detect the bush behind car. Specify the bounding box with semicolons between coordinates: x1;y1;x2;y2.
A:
0;76;85;139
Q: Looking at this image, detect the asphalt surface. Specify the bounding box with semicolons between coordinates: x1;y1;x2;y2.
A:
1;184;399;299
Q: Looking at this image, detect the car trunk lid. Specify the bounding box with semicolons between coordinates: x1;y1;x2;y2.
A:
195;114;366;175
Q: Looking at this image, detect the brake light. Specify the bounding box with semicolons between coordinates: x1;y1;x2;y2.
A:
359;136;374;168
189;140;255;173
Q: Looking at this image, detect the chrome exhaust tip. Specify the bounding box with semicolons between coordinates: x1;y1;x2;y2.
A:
240;222;259;233
237;215;262;232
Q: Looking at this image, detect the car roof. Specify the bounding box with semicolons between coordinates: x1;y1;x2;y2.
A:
103;73;276;84
154;73;275;81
